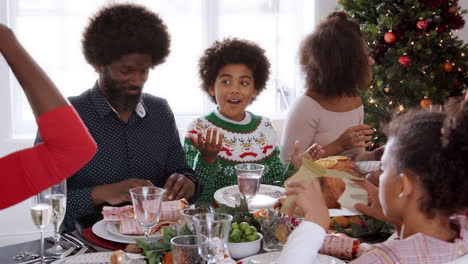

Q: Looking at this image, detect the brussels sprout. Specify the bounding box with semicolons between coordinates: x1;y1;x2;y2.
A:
239;222;249;232
246;234;259;241
244;226;256;235
229;229;243;243
231;222;239;231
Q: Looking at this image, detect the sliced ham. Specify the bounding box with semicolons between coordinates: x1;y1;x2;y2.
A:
102;205;134;221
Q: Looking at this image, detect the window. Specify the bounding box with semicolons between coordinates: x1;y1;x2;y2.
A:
6;0;315;137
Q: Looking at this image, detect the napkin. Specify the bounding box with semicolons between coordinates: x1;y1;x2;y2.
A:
280;158;367;217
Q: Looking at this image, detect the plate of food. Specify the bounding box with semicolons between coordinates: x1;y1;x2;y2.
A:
214;184;285;209
104;220;166;239
238;251;345;264
92;220;142;244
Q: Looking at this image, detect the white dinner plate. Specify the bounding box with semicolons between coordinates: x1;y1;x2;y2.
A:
52;252;145;264
356;161;381;173
214;184;285;209
238;251;345;264
104;221;163;240
92;220;161;244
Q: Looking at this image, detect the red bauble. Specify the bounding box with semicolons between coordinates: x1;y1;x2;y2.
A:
420;96;432;109
443;62;453;72
416;20;428;30
384;32;396;43
398;56;411;68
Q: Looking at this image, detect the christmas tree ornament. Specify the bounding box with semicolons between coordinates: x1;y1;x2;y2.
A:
449;5;458;14
384;32;396;43
398;55;411;68
420;96;432;108
384;86;391;92
416;20;428;30
443;61;453;72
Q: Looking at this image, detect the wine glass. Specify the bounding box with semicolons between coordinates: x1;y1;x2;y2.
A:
235;163;264;206
45;180;67;256
193;213;233;264
30;188;52;264
130;186;164;240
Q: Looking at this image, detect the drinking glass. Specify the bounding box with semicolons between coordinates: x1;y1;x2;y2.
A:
130;186;164;240
45;180;67;256
30;188;52;264
171;235;207;264
180;207;212;232
235;163;264;205
259;210;302;252
193;213;233;264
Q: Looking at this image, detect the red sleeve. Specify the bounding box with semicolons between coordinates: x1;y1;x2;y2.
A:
0;105;97;209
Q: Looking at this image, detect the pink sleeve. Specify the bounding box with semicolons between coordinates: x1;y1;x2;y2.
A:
280;98;319;163
0;105;97;209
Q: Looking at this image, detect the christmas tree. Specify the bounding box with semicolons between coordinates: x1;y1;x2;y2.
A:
340;0;468;146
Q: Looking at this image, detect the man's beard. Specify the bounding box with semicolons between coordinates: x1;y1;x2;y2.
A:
102;70;142;112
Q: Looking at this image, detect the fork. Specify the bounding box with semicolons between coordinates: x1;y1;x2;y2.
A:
16;246;75;264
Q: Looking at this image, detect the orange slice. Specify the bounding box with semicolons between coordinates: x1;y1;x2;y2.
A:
314;158;338;169
328;156;348;161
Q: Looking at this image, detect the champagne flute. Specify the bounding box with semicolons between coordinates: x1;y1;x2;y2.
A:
235;163;264;206
45;180;67;256
30;188;52;264
130;186;164;240
193;213;232;264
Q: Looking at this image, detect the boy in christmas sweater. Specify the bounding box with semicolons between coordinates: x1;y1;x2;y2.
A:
184;38;287;205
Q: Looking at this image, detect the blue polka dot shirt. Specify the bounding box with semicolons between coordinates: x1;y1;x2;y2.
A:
35;84;202;231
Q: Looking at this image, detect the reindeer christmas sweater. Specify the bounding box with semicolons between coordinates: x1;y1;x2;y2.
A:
184;110;286;205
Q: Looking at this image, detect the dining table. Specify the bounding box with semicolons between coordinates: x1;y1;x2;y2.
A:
1;230;111;264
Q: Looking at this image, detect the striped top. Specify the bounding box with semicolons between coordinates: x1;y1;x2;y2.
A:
352;215;468;263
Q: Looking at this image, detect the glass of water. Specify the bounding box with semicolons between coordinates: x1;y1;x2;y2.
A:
130;186;164;240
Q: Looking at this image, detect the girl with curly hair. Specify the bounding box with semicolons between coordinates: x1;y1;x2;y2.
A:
280;11;383;163
184;38;322;205
279;101;468;263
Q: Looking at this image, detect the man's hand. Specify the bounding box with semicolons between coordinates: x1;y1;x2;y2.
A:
189;127;223;164
164;173;196;201
291;140;325;168
284;179;330;231
91;178;154;206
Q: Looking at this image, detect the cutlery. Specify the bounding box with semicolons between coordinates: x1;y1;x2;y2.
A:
63;233;96;253
16;246;75;264
74;246;88;256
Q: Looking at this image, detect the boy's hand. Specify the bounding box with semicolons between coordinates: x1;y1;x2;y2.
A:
291;140;324;168
189;127;223;164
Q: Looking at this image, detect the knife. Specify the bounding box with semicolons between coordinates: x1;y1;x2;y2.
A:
63;233;97;253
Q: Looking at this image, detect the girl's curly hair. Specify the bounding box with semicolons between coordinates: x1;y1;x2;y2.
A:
386;101;468;217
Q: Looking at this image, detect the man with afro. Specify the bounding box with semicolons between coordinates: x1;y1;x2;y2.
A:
36;3;202;231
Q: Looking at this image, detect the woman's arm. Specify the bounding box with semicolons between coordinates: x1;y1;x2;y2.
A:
0;24;67;116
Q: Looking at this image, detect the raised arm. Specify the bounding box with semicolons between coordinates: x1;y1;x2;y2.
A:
0;25;97;209
0;24;67;116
